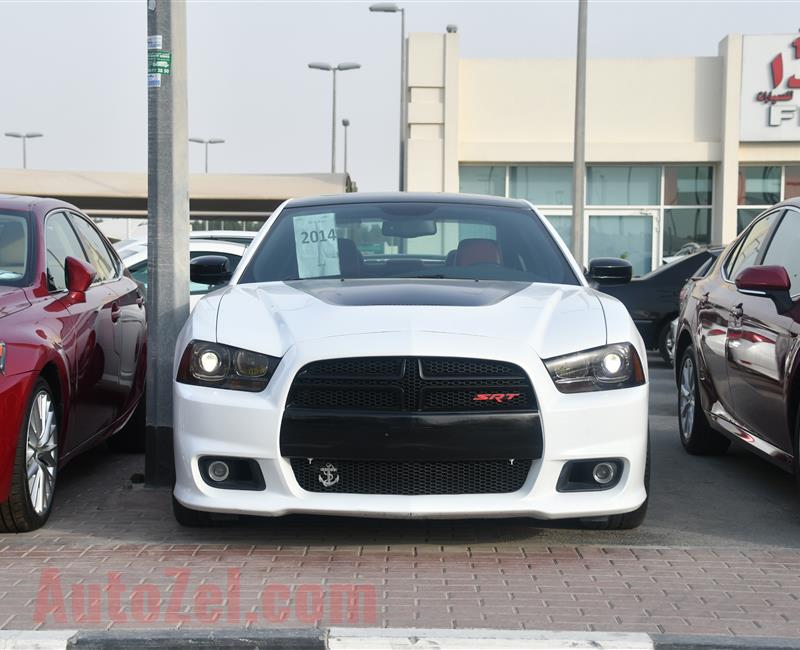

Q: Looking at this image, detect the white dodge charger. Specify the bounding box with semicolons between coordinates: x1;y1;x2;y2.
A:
172;193;649;529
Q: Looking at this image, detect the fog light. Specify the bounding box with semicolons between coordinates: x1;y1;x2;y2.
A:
592;462;616;485
208;460;230;482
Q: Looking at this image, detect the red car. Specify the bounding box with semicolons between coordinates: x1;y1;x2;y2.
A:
0;196;146;532
674;198;800;476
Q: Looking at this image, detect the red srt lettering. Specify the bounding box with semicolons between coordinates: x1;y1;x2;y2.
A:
473;393;521;403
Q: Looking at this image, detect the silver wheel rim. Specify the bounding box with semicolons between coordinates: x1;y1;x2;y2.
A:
25;391;57;517
666;329;676;361
679;356;696;440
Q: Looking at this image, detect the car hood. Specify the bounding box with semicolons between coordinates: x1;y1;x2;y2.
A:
0;287;31;320
214;279;606;360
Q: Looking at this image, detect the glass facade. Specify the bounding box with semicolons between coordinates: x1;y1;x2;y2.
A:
736;165;798;233
458;165;506;196
458;164;718;270
586;166;660;206
509;166;572;205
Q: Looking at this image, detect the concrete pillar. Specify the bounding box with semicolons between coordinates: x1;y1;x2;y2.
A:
715;34;743;245
406;32;459;192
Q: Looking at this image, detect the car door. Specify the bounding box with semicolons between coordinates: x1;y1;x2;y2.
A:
44;211;119;453
696;212;780;414
68;212;146;416
726;208;800;453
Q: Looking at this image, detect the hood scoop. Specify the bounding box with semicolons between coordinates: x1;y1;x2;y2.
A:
285;278;530;307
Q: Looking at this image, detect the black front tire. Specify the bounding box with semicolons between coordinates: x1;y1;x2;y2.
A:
0;378;58;533
678;345;730;456
172;496;213;527
580;440;650;531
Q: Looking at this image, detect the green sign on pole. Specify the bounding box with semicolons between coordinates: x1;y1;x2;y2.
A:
148;50;172;75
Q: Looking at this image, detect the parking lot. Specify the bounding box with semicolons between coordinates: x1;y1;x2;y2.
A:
0;354;797;636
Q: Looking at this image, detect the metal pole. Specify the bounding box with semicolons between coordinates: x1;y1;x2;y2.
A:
343;124;348;176
146;0;190;486
22;138;27;170
399;8;406;191
331;70;337;174
204;141;209;173
571;0;588;267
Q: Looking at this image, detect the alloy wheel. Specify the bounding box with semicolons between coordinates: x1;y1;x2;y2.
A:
25;391;58;516
679;356;696;440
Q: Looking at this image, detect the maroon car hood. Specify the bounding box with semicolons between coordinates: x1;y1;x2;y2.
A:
0;287;31;319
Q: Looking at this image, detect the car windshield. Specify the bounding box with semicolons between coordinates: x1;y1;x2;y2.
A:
239;201;579;285
0;213;29;285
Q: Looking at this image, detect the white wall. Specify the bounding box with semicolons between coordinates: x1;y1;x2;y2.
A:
457;56;724;164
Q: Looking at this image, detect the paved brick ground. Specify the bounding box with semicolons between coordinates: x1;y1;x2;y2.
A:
1;450;800;637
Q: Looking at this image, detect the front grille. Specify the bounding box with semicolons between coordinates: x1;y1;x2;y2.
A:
286;356;536;413
290;458;533;495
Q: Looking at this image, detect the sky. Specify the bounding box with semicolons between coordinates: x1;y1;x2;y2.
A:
0;0;797;192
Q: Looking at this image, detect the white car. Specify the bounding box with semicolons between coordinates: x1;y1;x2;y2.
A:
172;193;649;529
122;239;246;309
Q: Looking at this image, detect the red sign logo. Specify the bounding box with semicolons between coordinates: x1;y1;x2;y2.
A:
473;393;521;403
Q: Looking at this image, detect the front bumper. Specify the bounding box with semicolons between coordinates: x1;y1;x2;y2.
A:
173;333;648;520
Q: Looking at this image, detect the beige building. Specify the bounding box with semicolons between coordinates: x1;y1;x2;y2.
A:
405;31;800;274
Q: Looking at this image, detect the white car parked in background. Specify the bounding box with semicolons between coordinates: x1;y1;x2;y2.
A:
172;193;650;530
121;239;246;310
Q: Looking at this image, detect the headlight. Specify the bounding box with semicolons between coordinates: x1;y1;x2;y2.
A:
0;341;6;374
544;343;645;393
176;340;280;392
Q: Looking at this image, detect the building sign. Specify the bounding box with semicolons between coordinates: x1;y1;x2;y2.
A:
740;34;800;142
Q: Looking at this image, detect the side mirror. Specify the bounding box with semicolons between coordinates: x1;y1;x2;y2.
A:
735;265;793;314
587;257;633;285
190;255;232;286
65;256;96;303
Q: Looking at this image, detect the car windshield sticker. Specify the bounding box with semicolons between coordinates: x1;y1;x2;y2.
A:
293;213;340;279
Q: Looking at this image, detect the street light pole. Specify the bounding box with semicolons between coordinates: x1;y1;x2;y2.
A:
571;0;588;266
308;62;361;174
4;132;43;169
342;118;350;176
369;3;406;191
189;137;225;173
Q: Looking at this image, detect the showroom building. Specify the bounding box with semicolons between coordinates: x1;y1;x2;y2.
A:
404;31;800;274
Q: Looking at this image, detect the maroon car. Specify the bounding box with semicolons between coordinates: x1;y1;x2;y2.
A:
0;196;146;532
674;198;800;476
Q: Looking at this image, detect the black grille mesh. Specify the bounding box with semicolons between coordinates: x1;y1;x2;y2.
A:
287;357;536;413
290;458;533;495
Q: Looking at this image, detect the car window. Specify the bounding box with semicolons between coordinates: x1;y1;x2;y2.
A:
0;213;29;285
239;202;579;285
45;211;90;292
725;211;779;281
68;213;117;283
762;209;800;296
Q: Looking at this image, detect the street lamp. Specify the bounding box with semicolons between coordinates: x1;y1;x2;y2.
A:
369;2;406;191
4;132;43;169
308;62;361;174
188;137;225;173
341;118;350;177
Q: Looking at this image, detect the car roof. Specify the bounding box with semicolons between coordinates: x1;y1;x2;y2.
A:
285;192;531;210
0;194;78;214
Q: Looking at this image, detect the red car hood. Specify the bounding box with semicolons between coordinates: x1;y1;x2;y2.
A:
0;287;31;319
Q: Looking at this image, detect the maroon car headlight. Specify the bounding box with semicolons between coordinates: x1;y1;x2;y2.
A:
176;340;280;392
544;343;645;393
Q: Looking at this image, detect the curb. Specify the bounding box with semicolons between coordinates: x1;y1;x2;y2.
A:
1;628;799;649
